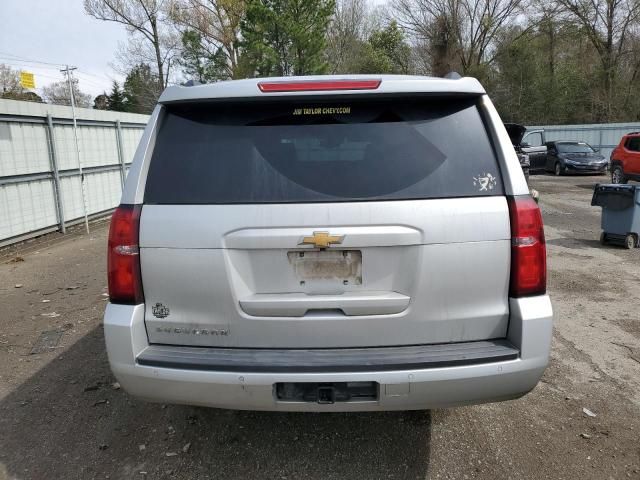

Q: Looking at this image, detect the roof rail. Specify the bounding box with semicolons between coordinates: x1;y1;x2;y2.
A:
444;71;462;80
628;131;640;135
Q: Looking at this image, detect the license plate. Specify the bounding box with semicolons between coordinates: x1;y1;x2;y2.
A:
287;250;362;285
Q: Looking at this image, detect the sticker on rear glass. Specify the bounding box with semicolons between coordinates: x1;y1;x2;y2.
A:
293;107;351;115
473;172;497;192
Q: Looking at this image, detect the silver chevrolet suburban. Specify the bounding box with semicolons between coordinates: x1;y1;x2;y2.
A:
104;75;552;411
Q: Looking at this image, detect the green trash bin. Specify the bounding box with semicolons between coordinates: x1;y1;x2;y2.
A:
591;184;640;249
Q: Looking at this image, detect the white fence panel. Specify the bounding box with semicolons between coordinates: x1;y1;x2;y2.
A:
0;179;58;240
0;99;149;246
0;121;50;176
85;170;124;214
121;127;144;161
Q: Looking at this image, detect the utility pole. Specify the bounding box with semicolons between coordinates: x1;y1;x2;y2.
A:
61;65;90;234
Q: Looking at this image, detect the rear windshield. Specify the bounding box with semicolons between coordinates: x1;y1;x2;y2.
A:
144;97;503;204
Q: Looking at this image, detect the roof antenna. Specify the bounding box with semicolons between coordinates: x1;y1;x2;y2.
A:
444;71;462;80
183;79;202;87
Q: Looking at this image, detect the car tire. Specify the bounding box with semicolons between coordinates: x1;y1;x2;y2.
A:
625;233;637;249
554;162;563;176
612;166;627;184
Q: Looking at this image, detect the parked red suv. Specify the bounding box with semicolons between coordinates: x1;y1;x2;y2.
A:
611;133;640;183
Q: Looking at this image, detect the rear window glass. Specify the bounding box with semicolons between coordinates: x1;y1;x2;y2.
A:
144;97;503;204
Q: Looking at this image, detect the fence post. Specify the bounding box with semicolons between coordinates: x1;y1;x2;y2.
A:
46;114;66;234
115;120;126;190
598;128;603;152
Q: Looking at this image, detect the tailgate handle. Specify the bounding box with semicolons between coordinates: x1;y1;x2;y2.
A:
239;291;410;317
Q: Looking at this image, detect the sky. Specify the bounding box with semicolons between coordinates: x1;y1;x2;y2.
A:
0;0;129;98
0;0;391;101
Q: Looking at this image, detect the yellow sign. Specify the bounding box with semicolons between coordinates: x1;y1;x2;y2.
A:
20;71;35;89
299;231;345;249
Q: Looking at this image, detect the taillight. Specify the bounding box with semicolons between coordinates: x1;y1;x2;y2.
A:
108;204;144;304
507;196;546;297
258;79;381;93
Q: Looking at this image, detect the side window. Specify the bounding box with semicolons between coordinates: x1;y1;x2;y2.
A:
525;132;543;147
625;137;640;151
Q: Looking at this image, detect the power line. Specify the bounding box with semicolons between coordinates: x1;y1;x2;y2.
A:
1;59;113;92
0;51;65;67
0;56;117;90
0;58;63;70
77;68;117;82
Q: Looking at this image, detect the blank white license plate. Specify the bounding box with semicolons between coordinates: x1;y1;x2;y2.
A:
287;250;362;284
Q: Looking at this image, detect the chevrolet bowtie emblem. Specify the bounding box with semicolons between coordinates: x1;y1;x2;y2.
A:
299;231;344;249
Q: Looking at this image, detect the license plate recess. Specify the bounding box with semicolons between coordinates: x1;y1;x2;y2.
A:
287;250;362;285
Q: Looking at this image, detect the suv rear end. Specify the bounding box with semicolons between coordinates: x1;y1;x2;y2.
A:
104;75;553;411
611;133;640;184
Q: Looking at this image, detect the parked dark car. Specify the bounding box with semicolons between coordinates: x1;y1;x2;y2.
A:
545;141;608;176
504;123;547;175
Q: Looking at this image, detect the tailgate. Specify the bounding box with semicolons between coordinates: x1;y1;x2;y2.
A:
139;95;511;348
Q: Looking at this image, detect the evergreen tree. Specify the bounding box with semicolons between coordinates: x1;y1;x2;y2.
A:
241;0;335;77
178;30;230;83
122;64;160;114
106;81;126;112
356;22;411;74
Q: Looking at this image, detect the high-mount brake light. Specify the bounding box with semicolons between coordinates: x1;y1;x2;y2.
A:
108;204;144;304
258;79;381;93
507;196;547;297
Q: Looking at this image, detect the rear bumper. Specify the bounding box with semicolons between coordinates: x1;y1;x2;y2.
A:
104;296;553;411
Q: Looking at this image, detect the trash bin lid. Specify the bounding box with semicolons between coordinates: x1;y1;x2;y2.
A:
591;184;638;210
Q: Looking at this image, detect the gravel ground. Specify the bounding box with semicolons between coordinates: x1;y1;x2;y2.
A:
0;175;639;480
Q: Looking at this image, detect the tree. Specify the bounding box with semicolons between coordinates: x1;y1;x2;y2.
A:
178;29;229;82
122;63;159;113
554;0;640;120
0;64;21;95
169;0;245;79
393;0;530;79
106;80;127;111
326;0;371;73
490;16;599;124
356;21;411;74
241;0;335;76
426;13;460;76
84;0;177;90
94;93;110;109
41;78;93;108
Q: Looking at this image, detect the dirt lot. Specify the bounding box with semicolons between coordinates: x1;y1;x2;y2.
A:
1;175;639;480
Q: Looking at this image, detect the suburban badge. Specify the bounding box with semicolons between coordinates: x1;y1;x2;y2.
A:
152;302;170;319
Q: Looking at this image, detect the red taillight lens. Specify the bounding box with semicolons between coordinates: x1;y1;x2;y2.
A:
108;204;143;304
258;79;381;93
508;196;547;297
